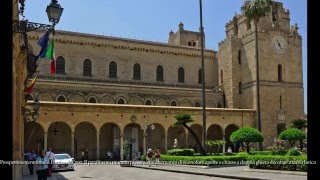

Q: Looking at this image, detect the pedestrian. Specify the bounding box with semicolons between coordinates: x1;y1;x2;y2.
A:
35;149;49;180
154;149;160;166
227;147;232;154
81;150;85;162
85;149;89;161
27;149;37;175
107;150;111;161
147;148;153;167
45;147;54;177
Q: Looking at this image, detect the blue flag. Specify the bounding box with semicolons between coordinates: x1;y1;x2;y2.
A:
37;31;50;58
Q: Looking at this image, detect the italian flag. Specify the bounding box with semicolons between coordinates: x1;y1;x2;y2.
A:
45;39;56;74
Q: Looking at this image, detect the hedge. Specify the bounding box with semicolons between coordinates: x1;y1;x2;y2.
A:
167;148;195;156
247;155;307;171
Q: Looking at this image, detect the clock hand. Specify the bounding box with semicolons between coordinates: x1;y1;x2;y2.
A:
277;40;282;49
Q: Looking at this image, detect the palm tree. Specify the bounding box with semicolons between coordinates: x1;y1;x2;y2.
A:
241;0;272;150
290;119;307;150
174;113;207;155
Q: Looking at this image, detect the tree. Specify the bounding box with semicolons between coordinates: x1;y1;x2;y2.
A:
241;0;272;150
279;128;306;148
173;113;207;155
230;127;264;153
290;119;307;151
206;140;225;155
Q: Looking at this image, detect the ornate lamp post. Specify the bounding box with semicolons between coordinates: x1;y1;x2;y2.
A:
13;0;64;52
142;121;155;155
22;99;40;122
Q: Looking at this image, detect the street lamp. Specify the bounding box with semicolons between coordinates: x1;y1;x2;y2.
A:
142;121;155;155
13;0;64;52
23;99;40;122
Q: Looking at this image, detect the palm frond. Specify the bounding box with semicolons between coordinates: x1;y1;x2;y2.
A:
242;0;272;23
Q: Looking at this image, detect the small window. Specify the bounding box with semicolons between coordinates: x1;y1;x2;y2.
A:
156;65;164;82
57;96;66;102
117;99;125;104
188;42;192;46
178;67;185;83
239;82;242;94
238;50;241;64
198;69;203;84
145;100;152;105
83;59;92;76
217;103;222;108
195;102;201;107
171;101;177;106
246;20;251;30
56;56;65;74
220;69;223;84
89;97;97;103
109;61;117;78
278;64;282;81
193;42;196;46
133;63;141;80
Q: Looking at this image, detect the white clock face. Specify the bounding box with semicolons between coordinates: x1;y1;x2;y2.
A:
272;36;287;54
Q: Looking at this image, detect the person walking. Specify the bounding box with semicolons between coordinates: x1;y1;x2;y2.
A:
45;148;54;176
154;149;160;166
27;149;37;175
35;149;49;180
147;148;153;167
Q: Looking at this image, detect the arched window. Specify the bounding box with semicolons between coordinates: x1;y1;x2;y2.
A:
57;96;66;102
198;69;202;84
89;97;97;103
220;69;223;84
178;67;185;83
83;59;92;76
117;98;125;104
109;61;117;78
25;94;33;101
133;63;141;80
239;82;242;94
56;56;65;75
195;102;201;107
171;101;177;106
156;65;164;82
238;50;241;64
217;103;222;108
145;100;152;105
278;64;282;81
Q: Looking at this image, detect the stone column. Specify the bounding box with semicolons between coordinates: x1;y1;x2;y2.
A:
164;132;168;152
71;132;74;158
185;132;189;148
120;133;124;160
143;134;146;155
44;131;48;151
96;132;100;160
222;135;226;153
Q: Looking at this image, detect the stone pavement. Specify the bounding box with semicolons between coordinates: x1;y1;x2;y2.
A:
132;163;307;180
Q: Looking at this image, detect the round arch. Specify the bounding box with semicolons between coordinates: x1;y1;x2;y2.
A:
225;124;239;152
99;123;121;160
47;121;72;155
24;122;44;154
123;123;143;160
146;123;165;153
75;122;97;160
167;126;186;150
187;124;203;152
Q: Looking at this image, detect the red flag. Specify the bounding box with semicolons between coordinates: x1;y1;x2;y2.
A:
24;76;37;94
50;59;56;74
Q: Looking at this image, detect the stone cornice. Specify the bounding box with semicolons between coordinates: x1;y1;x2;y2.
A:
243;80;303;89
35;75;215;91
28;30;216;59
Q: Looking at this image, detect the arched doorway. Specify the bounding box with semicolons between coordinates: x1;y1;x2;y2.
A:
75;122;97;160
47;122;71;155
100;123;121;160
277;123;287;136
225;124;239;152
24;122;44;155
146;123;165;153
187;124;203;153
167;126;186;150
124;123;143;160
207;124;223;153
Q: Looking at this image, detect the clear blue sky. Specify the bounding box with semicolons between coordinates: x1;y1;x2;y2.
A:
22;0;307;113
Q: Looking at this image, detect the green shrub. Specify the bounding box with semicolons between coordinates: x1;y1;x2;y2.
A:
288;147;301;156
249;151;271;155
279;128;306;147
140;155;147;161
167;148;195;156
267;139;287;155
247;155;307;171
230;127;264;153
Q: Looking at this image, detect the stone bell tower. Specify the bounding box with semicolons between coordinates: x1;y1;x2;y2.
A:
217;1;304;148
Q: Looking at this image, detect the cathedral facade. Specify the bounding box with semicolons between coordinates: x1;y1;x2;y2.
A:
24;1;303;160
